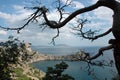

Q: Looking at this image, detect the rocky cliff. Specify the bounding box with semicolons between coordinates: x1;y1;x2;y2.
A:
29;49;88;62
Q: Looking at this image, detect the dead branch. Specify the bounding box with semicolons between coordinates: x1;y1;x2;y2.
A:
92;28;112;41
53;0;72;22
88;45;113;60
73;27;112;41
71;19;100;40
0;8;42;33
71;17;112;40
50;28;60;45
74;49;114;79
72;49;114;67
0;0;116;45
0;0;114;36
40;3;100;29
0;1;101;45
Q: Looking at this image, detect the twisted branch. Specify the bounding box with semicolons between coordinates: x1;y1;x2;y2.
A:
88;45;113;60
50;28;60;45
0;0;113;45
0;8;42;33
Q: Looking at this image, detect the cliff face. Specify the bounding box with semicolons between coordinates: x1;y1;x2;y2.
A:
10;43;45;80
24;43;88;62
11;63;45;80
53;51;87;61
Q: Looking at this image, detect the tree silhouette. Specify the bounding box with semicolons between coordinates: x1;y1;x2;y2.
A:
0;0;120;78
43;61;74;80
0;36;31;79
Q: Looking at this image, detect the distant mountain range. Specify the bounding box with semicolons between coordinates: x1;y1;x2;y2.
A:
55;44;71;47
32;44;71;47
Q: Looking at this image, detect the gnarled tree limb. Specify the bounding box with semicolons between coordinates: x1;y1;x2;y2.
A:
92;28;112;41
50;28;60;45
41;3;100;29
88;45;113;60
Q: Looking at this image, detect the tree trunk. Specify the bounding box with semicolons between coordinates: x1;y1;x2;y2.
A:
113;41;120;76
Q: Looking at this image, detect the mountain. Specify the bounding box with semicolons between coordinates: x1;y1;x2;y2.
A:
55;44;71;47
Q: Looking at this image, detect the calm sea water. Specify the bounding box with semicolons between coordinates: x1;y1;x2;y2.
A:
31;46;117;80
31;46;100;55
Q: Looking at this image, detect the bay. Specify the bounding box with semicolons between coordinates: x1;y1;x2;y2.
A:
31;46;100;55
31;46;117;80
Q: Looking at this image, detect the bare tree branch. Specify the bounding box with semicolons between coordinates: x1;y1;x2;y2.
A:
50;28;60;45
0;0;114;45
73;27;112;41
0;8;42;33
40;3;100;29
71;19;100;40
73;48;114;79
71;18;112;41
92;28;112;41
0;1;113;42
0;1;101;45
53;0;72;20
88;45;113;60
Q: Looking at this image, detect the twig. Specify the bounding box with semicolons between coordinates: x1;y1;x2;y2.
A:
50;28;60;45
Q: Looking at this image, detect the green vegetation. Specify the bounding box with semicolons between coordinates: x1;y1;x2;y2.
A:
13;68;30;80
0;36;44;80
0;36;28;80
43;61;74;80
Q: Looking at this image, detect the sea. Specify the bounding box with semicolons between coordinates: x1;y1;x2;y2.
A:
31;46;117;80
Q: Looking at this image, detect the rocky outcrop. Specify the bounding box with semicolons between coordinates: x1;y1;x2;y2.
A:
29;50;88;63
11;43;87;80
23;43;88;62
53;51;87;61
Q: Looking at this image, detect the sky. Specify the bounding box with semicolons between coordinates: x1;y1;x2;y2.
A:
0;0;118;47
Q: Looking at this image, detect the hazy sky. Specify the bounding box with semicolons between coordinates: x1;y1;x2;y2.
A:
0;0;117;46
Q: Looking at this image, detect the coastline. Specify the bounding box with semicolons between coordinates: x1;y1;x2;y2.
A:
25;45;117;80
17;43;88;80
28;49;87;63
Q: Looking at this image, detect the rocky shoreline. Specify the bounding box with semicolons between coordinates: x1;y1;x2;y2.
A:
28;49;88;63
23;43;88;63
12;43;88;80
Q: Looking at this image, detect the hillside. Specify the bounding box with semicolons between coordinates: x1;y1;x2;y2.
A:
8;43;45;80
10;43;88;80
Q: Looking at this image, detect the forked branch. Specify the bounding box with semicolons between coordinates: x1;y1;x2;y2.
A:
0;8;42;33
72;18;112;40
0;1;100;31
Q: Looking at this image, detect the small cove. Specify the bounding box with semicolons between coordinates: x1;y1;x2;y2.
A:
31;46;117;80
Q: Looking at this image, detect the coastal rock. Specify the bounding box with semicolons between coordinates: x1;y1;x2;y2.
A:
29;49;88;62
